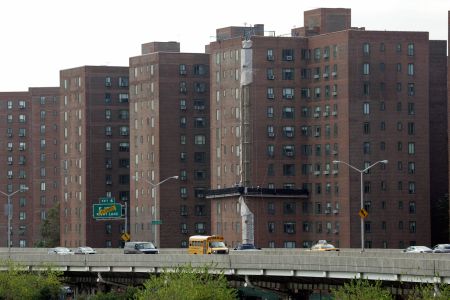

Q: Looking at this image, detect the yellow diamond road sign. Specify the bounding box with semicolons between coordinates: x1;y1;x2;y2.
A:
359;208;369;218
121;233;130;242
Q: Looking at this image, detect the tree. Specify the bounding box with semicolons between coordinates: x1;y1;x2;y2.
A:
0;261;63;299
332;278;393;300
135;265;237;300
408;283;450;300
36;203;60;247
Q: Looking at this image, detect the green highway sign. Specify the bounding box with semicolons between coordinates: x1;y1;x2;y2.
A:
93;203;122;219
151;220;162;225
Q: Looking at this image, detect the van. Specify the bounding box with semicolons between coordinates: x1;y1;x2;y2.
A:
188;235;228;254
124;241;159;254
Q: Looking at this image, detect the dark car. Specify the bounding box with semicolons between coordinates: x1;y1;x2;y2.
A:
124;241;159;254
432;244;450;253
234;243;261;251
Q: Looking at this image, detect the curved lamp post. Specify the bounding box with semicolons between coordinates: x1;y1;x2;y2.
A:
332;160;387;252
137;176;178;246
0;186;29;252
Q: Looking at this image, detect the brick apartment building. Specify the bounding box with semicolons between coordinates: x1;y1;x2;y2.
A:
207;8;448;249
59;66;130;248
0;87;60;247
129;42;210;248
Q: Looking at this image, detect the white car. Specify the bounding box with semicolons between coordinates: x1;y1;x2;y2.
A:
402;246;432;253
74;246;97;254
48;247;74;255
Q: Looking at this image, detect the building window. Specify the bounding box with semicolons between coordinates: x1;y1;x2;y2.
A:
179;64;187;75
194;135;206;145
282;68;294;80
193;64;207;76
283;145;295;157
284;222;296;234
282;88;294;99
267;125;275;138
409;201;416;214
409;221;416;233
283;164;295;176
119;93;129;103
363;103;370;115
194;82;206;93
283;126;295;137
363;63;370;75
284;241;296;248
267;144;274;157
266;68;275;80
362;43;370;55
407;43;414;56
267;87;274;99
195;223;206;234
408;83;415;96
267;49;274;61
407;63;414;76
105;126;112;136
118;77;129;87
282;107;294;119
282;49;294;61
408;182;416;194
284;202;296;214
105;77;112;87
408;142;415;154
267;106;274;118
268;222;275;233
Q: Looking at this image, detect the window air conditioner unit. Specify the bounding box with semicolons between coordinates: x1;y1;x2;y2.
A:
268;75;275;80
323;170;330;175
323;112;329;117
267;55;274;61
268;94;275;99
268;132;275;137
332;72;337;77
334;229;339;234
331;111;337;116
323;73;329;78
285;55;293;61
332;170;339;175
314;113;320;118
314;171;321;176
285;94;293;99
179;70;187;75
181;229;188;234
332;91;337;96
325;208;331;214
333;209;339;214
313;74;320;79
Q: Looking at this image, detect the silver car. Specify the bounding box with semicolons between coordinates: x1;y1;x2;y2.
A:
74;246;97;254
402;246;432;253
432;244;450;253
48;247;74;255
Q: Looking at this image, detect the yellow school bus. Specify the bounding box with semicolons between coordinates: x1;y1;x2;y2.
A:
188;235;229;254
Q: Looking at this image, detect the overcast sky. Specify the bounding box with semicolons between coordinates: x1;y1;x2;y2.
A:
1;0;448;91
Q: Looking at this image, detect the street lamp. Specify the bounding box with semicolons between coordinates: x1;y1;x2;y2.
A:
0;185;29;251
136;175;178;247
332;160;388;252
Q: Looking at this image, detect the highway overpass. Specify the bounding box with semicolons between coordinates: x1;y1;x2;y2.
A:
1;248;449;297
